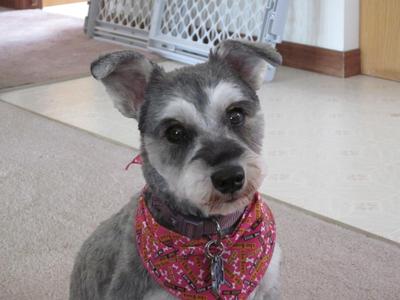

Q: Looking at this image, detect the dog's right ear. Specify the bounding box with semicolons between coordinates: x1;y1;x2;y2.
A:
91;51;159;119
211;40;282;90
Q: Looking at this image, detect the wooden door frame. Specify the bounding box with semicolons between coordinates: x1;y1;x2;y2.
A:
360;0;400;81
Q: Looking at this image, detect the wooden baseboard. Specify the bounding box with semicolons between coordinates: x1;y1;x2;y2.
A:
276;41;361;78
0;0;42;9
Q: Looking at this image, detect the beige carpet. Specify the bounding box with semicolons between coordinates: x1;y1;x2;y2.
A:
1;100;399;300
0;9;160;90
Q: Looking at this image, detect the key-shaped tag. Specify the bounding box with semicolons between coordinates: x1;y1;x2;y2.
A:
211;254;224;295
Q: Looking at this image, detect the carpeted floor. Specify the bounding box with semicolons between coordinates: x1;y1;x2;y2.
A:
1;100;399;300
0;9;160;90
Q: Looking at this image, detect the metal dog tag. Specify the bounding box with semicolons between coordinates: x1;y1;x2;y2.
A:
211;255;224;294
205;218;225;295
205;237;225;295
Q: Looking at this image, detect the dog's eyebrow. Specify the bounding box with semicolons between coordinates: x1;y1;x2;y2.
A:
226;100;259;117
156;117;189;130
207;81;257;115
158;97;206;128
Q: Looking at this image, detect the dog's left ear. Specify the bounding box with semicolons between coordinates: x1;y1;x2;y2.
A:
211;40;282;90
91;50;160;119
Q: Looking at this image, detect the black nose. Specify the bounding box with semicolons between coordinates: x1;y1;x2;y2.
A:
211;166;245;194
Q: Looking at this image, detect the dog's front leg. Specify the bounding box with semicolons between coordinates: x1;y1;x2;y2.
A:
142;287;177;300
107;266;176;300
249;243;282;300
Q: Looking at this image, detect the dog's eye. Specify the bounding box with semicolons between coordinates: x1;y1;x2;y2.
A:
165;125;187;144
228;108;245;126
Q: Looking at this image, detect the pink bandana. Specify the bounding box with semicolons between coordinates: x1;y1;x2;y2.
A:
135;192;276;299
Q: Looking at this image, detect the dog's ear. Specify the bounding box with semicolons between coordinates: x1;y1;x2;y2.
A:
91;51;159;119
211;40;282;90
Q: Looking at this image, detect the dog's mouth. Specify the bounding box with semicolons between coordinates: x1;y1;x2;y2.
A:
224;190;251;203
206;181;257;214
226;195;238;203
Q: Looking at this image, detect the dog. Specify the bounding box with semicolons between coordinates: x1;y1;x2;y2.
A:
69;40;282;300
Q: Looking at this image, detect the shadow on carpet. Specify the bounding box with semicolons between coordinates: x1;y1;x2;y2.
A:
0;9;160;90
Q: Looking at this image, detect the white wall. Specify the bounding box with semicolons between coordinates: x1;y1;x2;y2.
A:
283;0;359;51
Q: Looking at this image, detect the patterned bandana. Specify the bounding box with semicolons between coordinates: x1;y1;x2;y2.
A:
135;191;276;299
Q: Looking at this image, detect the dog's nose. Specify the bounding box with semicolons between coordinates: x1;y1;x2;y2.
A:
211;166;245;194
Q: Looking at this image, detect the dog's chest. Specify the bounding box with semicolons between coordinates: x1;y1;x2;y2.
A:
142;274;271;300
136;193;276;299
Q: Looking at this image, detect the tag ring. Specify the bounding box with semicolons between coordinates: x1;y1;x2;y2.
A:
205;239;225;259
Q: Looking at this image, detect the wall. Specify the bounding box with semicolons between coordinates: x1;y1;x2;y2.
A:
283;0;359;51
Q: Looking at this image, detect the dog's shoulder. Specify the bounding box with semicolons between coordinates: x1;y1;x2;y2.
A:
70;193;154;300
78;193;139;259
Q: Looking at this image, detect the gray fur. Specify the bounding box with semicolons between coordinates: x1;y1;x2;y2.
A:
192;137;244;166
212;40;282;90
71;41;282;299
70;195;159;299
91;51;162;119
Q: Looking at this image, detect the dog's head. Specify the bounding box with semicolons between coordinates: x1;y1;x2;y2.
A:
91;40;281;217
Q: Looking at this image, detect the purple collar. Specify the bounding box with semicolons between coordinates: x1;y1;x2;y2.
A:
126;155;245;238
146;192;245;239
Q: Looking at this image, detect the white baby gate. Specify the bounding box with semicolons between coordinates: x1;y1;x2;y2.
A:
85;0;288;78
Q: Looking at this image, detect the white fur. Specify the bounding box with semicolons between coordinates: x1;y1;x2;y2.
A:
206;81;245;121
159;97;206;128
161;83;246;133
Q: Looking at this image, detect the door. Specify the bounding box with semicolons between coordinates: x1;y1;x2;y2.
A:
361;0;400;81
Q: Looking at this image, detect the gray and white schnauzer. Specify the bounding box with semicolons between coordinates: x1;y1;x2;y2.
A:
70;40;282;300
